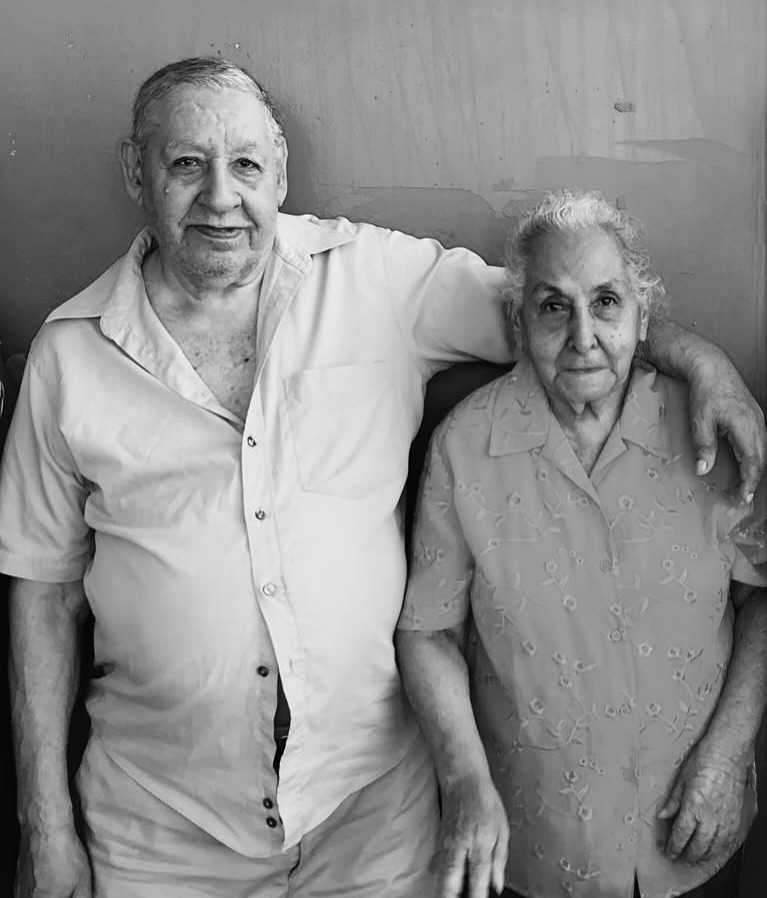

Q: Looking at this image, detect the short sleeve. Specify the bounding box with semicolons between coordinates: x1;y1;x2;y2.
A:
381;228;513;375
0;336;92;582
730;479;767;587
398;422;473;631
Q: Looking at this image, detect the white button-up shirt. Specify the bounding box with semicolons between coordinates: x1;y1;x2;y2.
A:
0;214;508;853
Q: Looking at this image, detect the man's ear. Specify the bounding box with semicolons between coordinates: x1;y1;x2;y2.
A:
275;139;288;208
120;139;145;207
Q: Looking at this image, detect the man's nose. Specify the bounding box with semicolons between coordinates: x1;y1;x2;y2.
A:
199;164;240;211
567;308;597;353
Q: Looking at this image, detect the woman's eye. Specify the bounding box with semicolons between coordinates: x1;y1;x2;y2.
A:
541;300;565;314
597;293;619;307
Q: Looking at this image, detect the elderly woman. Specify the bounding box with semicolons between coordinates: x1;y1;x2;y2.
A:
396;191;767;898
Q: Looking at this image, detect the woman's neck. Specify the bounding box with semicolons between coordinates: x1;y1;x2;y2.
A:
549;385;627;476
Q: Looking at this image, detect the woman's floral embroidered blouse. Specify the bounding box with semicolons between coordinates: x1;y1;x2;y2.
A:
399;360;767;898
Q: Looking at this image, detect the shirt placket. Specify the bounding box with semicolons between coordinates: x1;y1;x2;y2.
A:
240;248;313;848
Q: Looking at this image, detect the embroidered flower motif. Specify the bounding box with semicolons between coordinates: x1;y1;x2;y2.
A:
672;669;685;681
487;538;500;549
683;589;698;604
576;557;585;565
619;703;631;717
563;595;577;611
637;643;653;657
578;757;589;767
604;705;617;718
595;765;606;775
618;495;635;509
577;868;593;881
662;558;674;571
608;629;624;642
559;858;573;872
671;544;680;552
533;842;545;859
554;652;567;665
667;646;681;659
508;492;523;507
609;603;622;615
522;640;536;656
577;806;593;821
564;770;579;783
576;496;590;508
645;702;662;717
690;551;698;560
529;697;545;714
545;560;557;573
568;549;577;558
623;812;636;825
536;468;549;481
559;675;573;688
647;467;660;481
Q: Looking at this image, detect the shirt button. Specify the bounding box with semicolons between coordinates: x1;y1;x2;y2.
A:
257;666;270;677
255;509;267;521
247;436;257;447
263;797;274;809
262;582;277;596
265;816;278;828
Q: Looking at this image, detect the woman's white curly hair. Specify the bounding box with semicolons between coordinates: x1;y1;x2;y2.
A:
503;189;667;331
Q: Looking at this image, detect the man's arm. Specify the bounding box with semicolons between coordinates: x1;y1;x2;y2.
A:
644;316;766;503
9;577;92;898
658;582;767;864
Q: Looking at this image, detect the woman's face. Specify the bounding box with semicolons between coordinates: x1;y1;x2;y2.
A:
520;227;649;413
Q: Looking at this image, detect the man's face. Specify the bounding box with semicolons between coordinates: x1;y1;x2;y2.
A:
128;86;287;290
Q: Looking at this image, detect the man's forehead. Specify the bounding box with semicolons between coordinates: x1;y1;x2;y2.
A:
147;85;273;147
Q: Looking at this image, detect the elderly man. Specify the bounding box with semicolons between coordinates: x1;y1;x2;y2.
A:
0;58;763;898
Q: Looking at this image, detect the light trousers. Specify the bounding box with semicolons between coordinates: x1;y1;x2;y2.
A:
77;735;439;898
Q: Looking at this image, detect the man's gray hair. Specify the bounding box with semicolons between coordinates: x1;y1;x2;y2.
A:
503;189;666;326
130;57;285;151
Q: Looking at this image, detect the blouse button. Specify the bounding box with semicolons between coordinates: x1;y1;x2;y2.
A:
247;436;257;447
257;666;270;677
265;816;278;828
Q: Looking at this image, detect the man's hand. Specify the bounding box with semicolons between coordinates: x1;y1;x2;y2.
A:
657;742;747;866
15;827;92;898
688;350;766;503
434;775;509;898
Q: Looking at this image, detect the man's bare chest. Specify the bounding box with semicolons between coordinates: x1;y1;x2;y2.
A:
175;328;258;422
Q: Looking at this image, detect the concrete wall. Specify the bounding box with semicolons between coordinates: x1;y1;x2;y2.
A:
2;0;765;399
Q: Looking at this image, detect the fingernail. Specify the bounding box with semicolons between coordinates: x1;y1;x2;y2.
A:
745;493;754;504
696;459;709;476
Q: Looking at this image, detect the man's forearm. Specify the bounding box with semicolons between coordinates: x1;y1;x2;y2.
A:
9;577;89;833
395;627;491;788
699;588;767;767
643;315;723;382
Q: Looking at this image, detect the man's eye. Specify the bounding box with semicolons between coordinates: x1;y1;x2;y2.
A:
171;157;200;169
235;158;262;171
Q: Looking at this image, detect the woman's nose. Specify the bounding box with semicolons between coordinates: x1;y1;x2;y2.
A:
567;309;597;353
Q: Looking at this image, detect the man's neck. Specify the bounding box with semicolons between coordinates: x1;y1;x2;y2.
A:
142;249;264;333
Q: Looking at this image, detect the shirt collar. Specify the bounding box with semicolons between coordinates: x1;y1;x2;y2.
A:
488;357;674;460
44;214;358;326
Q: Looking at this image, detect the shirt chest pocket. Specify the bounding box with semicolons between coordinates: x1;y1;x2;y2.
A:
285;363;405;499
